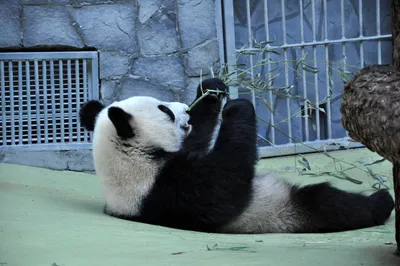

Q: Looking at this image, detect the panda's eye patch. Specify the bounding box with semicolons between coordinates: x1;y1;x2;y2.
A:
158;105;175;122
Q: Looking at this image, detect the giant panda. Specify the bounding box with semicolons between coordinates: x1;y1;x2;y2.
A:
79;78;394;234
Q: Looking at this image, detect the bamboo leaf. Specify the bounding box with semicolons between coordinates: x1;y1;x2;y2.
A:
298;156;311;170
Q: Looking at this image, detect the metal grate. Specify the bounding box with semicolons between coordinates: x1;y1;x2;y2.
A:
221;0;393;158
0;52;99;151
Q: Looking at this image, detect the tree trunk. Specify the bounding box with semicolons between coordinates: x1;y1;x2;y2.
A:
393;0;400;254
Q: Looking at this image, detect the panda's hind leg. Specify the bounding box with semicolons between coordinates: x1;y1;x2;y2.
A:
290;182;394;232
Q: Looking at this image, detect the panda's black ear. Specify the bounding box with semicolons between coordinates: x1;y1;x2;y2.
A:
108;107;135;139
79;100;105;131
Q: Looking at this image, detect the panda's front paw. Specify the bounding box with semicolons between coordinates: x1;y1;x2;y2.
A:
196;78;229;101
222;99;255;121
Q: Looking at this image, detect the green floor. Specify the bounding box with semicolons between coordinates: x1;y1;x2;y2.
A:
1;148;399;266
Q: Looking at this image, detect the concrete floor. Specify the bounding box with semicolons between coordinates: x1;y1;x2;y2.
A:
0;148;399;266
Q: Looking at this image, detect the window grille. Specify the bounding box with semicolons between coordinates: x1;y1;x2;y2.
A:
221;0;393;158
0;52;99;151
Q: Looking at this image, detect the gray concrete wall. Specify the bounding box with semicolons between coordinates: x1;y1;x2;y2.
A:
0;0;221;171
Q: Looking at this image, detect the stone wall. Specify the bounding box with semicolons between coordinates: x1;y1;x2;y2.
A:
0;0;221;171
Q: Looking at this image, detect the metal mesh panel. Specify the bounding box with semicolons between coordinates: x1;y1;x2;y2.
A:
221;0;392;158
0;52;99;151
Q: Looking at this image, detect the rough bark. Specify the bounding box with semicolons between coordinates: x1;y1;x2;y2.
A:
341;65;400;164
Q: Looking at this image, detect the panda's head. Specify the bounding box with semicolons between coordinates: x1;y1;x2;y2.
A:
79;96;192;154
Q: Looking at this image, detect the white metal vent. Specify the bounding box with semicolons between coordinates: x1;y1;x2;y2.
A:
0;52;99;151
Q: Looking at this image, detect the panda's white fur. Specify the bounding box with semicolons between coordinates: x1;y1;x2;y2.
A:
80;78;394;234
222;174;298;233
92;96;191;216
207;98;225;152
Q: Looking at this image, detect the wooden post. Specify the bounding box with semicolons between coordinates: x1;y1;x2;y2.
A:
392;0;400;254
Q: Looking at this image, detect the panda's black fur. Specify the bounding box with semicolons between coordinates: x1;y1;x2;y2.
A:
79;78;394;234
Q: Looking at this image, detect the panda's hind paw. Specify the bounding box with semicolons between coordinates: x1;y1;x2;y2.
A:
197;78;229;101
222;98;255;120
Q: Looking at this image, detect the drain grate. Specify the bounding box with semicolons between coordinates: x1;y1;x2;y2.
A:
0;52;99;151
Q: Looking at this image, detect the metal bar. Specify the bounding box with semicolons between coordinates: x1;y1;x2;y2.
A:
359;0;363;37
281;0;292;142
83;60;88;102
1;136;80;145
87;61;93;100
1;109;79;118
341;0;347;69
0;78;69;84
263;0;275;144
325;48;332;139
281;0;287;44
26;61;32;144
59;60;65;143
300;0;309;141
9;61;15;145
50;59;57;144
360;44;365;68
34;59;41;143
341;0;348;138
2;112;79;120
284;48;292;142
215;0;226;69
258;138;364;158
0;52;98;60
18;61;23;145
323;0;332;139
359;0;364;67
42;60;49;143
0;61;6;146
83;59;89;142
67;60;73;142
87;58;95;142
236;34;392;51
312;0;320;139
75;59;81;142
0;140;362;154
246;0;256;106
4;90;84;99
222;0;239;99
341;0;345;40
90;53;99;100
3;91;84;101
0;143;93;152
376;0;382;64
0;138;364;155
